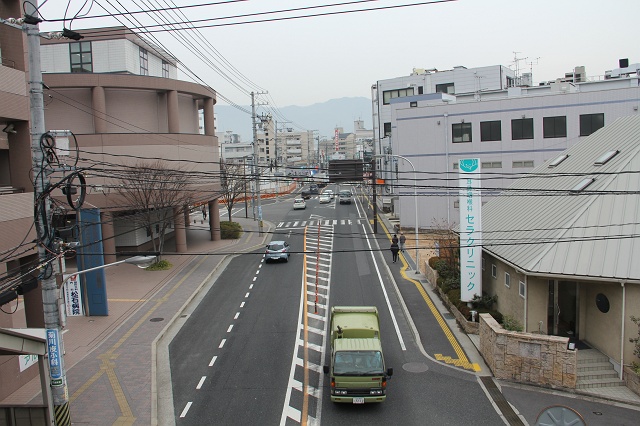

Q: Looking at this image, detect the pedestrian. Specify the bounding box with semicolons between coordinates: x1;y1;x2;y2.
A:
392;234;399;245
390;241;400;263
202;206;207;220
399;232;406;252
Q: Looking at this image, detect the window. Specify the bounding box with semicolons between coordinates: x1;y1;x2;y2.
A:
480;120;501;141
492;264;497;279
506;76;515;87
453;200;460;208
512;160;534;168
481;161;502;169
418;86;424;94
580;113;604;136
383;122;391;137
436;82;454;94
511;118;534;140
162;60;169;78
452;122;472;143
410;101;418;108
452;162;459;170
140;47;149;75
543;116;567;138
505;272;511;288
382;87;414;104
69;41;92;73
519;281;525;298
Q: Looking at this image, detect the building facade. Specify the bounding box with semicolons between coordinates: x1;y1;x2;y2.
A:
376;61;640;230
480;115;640;374
1;20;220;401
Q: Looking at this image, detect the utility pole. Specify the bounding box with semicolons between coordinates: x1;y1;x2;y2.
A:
251;91;267;234
23;8;71;425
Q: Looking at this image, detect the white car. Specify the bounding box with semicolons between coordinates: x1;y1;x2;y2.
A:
319;194;331;204
293;198;306;210
324;190;334;199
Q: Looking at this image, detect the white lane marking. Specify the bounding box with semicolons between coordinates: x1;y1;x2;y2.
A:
253;277;257;282
227;324;234;333
240;302;245;308
256;269;260;275
249;284;254;289
362;223;406;351
234;312;240;319
180;402;192;418
259;264;263;269
209;355;217;367
245;292;250;298
196;376;206;390
219;339;226;348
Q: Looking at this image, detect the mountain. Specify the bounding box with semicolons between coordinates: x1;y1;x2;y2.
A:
213;97;372;141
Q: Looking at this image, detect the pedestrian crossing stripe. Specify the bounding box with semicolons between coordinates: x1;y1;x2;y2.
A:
277;219;364;228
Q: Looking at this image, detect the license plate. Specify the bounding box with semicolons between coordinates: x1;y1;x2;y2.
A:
352;397;365;404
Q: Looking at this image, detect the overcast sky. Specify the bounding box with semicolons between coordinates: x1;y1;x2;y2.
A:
37;0;639;110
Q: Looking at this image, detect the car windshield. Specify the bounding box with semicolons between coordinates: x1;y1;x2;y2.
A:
333;350;384;375
269;244;285;251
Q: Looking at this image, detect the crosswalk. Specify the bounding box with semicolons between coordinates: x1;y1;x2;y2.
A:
277;219;365;229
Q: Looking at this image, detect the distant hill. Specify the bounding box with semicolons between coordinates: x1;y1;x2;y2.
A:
214;97;372;141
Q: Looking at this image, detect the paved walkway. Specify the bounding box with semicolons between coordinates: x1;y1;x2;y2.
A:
3;208;640;425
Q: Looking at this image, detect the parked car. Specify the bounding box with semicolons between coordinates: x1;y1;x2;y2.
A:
293;198;306;210
265;241;290;262
319;194;331;204
339;190;352;205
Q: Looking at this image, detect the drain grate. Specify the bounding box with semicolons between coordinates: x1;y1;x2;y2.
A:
149;317;164;322
479;376;524;426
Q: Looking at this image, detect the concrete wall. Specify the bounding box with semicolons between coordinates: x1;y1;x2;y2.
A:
479;313;577;389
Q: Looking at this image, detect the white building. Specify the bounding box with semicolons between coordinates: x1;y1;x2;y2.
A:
256;115;313;168
374;61;640;230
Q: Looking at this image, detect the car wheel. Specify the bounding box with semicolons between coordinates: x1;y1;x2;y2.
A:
284;256;289;262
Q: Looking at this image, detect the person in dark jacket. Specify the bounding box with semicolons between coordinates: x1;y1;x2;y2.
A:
392;234;399;244
390;241;400;263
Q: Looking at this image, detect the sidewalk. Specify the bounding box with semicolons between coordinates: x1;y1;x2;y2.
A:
2;216;270;425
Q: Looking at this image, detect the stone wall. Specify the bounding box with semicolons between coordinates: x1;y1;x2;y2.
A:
623;366;640;397
479;314;577;389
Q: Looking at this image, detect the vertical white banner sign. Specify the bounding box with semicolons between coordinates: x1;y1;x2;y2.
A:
64;274;84;316
459;159;482;302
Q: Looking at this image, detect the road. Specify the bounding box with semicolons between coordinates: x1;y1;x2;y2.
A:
167;184;640;425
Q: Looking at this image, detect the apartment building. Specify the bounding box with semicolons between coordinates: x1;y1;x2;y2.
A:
256;115;313;168
0;18;220;401
374;61;640;230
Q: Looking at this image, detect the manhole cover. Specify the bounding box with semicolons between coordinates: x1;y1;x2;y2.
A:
402;362;429;373
149;318;164;322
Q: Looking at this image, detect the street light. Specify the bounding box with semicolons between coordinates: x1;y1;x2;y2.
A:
375;154;419;274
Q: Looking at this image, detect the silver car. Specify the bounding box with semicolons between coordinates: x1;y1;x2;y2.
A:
264;241;290;262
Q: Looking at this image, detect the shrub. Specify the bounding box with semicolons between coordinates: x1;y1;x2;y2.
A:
145;259;172;271
458;304;471;321
446;288;461;307
631;361;640;375
436;276;445;288
502;315;524;332
630;316;640;359
442;276;460;293
471;293;498;310
220;221;243;239
428;256;441;269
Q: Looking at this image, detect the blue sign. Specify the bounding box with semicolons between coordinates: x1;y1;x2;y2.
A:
46;328;62;381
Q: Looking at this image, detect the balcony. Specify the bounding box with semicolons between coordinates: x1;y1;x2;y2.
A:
286;139;301;146
287;148;302;155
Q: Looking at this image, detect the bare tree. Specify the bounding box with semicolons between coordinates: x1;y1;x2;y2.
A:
219;159;248;222
117;160;192;256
